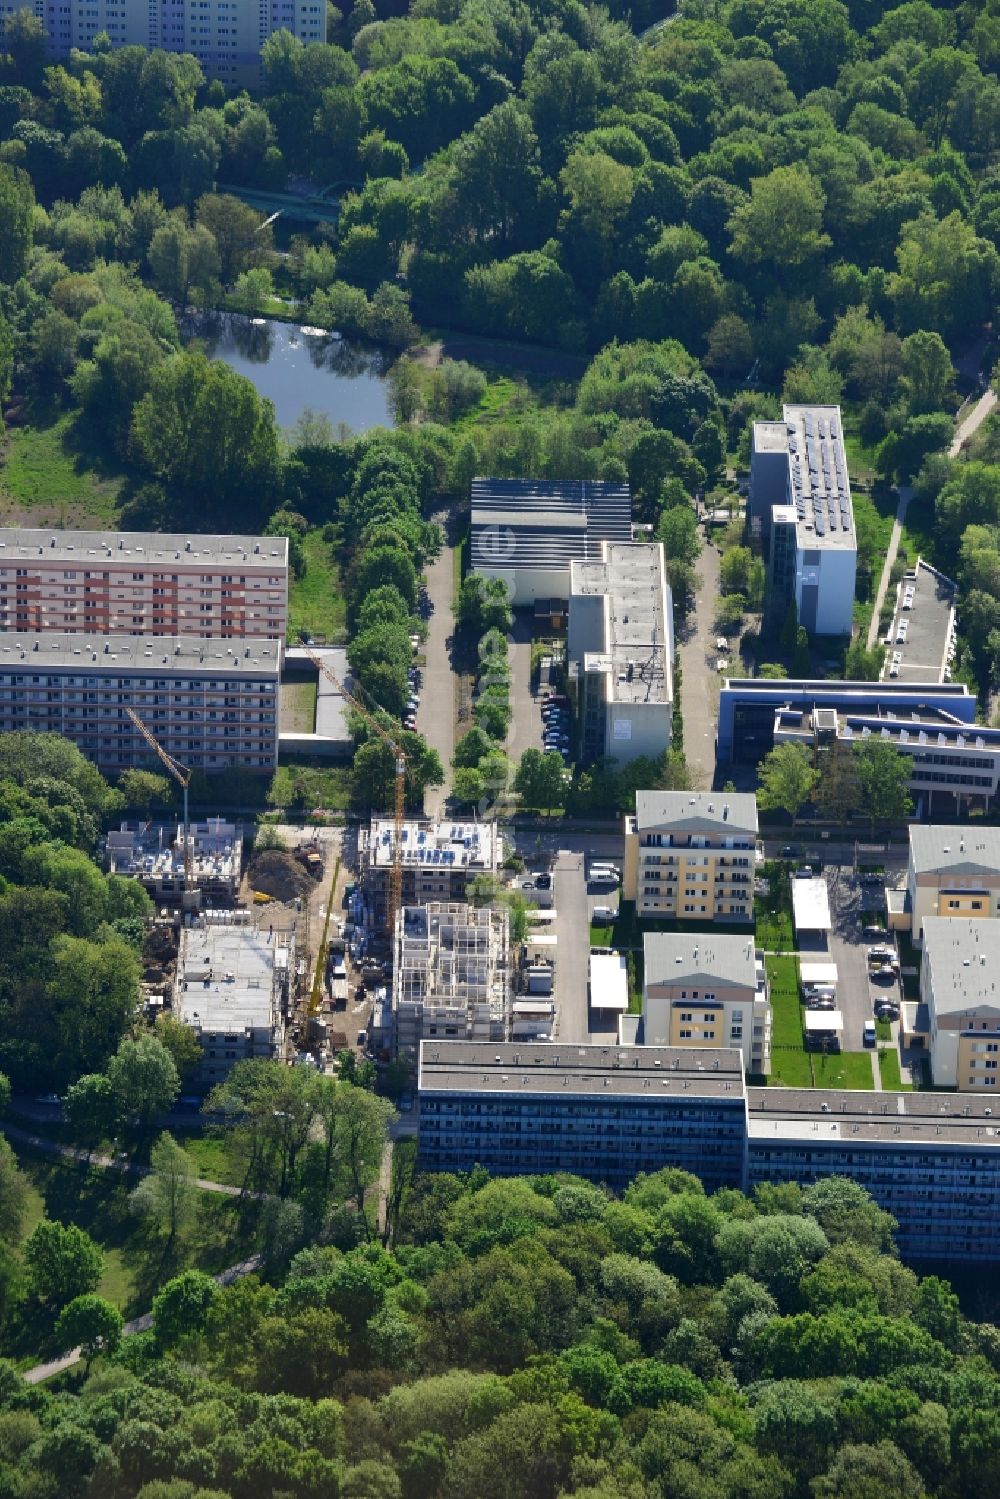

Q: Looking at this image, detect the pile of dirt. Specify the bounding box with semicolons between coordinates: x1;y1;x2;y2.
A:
249;849;315;903
143;926;178;967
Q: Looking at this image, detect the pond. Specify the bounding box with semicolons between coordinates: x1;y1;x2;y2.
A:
180;312;394;433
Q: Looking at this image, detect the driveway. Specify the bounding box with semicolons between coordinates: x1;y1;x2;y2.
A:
419;525;457;817
823;865;875;1052
552;850;591;1042
507;610;544;765
677;534;722;787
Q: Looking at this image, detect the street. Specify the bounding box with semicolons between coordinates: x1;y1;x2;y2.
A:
419;523;457;817
677;535;722;787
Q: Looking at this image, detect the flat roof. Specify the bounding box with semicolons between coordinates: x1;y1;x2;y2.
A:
909;824;1000;877
0;526;287;569
418;1040;746;1099
589;951;629;1011
176;923;283;1032
722;677;973;700
471;478;632;576
633;789;758;838
0;633;281;675
803;1009;843;1031
747;1084;1000;1147
921;917;1000;1016
283;645;350;742
572;542;672;707
792;878;832;931
644;932;759;989
882;560;957;685
799;962;838;983
365;818;502;871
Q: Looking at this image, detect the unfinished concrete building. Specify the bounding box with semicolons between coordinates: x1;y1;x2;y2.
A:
360;818;505;928
174;916;290;1089
392;901;512;1060
106;818;242;905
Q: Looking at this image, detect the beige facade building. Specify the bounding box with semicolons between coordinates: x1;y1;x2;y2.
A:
392;902;511;1061
920;917;1000;1090
0;632;280;773
893;826;1000;942
0;528;288;642
360;818;504;927
623;790;758;923
642;932;771;1075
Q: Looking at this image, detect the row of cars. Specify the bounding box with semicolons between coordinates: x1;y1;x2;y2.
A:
403;639;422;732
541;692;572;762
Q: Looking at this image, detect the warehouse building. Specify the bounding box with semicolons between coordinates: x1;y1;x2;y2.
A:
567;541;673;765
750;405;857;638
0;527;288;642
623;790;757;923
0;632;280;773
470;478;632;608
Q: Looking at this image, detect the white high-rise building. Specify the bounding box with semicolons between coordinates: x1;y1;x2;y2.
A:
1;0;324;87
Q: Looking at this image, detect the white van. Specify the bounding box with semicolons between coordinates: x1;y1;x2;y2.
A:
592;905;618;922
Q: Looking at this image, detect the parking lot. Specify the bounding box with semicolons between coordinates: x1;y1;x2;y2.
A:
803;863;902;1070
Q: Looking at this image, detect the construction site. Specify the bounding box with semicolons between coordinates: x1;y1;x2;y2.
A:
379;900;512;1061
106;819;242;905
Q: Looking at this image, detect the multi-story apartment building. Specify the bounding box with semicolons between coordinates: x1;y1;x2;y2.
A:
359;818;504;928
567;542;673;766
417;1042;748;1190
0;632;280;773
891;826;1000;941
622;790;757;922
0;528;288;642
919;917;1000;1090
417;1043;1000;1262
750;404;857;638
642;932;771;1075
1;0;323;87
174;918;289;1090
745;1086;1000;1263
391;902;511;1061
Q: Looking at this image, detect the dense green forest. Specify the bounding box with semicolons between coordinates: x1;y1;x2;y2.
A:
3;1153;1000;1498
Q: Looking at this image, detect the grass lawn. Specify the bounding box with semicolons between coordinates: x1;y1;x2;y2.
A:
287;529;347;645
12;1146;259;1327
590;922;613;947
876;1017;894;1042
812;1051;874;1090
0;410;125;526
180;1130;250;1189
280;678;317;734
267;760;352;812
769;1048;814;1087
767;955;804;1047
878;1048;912;1090
756;909;794;950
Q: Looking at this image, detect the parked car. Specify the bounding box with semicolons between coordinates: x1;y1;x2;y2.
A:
863;1020;877;1046
807;997;837;1011
806;1035;841;1052
803;985;836;1002
779;845;797;857
862;924;888;939
872;965;896;983
592;905;618;922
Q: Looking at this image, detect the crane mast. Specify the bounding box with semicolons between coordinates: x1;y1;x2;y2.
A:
124;707;193;889
305;650;408;940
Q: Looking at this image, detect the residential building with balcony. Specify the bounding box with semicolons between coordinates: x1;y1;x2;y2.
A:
0;632;280;773
1;0;324;88
642;932;771;1076
359;818;504;928
0;527;288;642
417;1042;748;1190
889;825;1000;941
918;917;1000;1090
622;790;757;922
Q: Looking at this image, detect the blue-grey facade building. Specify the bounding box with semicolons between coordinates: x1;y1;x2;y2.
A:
717;677;977;764
418;1042;1000;1263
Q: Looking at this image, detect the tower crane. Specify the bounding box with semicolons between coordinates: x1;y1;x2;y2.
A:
305;649;408;940
124;707;193;889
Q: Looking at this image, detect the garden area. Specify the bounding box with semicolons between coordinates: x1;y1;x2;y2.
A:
878;1048;913;1091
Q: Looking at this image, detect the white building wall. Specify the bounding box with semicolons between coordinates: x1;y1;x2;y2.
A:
603;699;671;764
476;564;567;608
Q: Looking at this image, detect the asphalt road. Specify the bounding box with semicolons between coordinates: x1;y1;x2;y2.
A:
419;530;457;818
507;610;544;765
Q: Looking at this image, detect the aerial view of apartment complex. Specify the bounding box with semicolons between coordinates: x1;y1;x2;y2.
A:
623;790;758;922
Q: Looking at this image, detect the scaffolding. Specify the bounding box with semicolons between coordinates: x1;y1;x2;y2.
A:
392;901;512;1059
